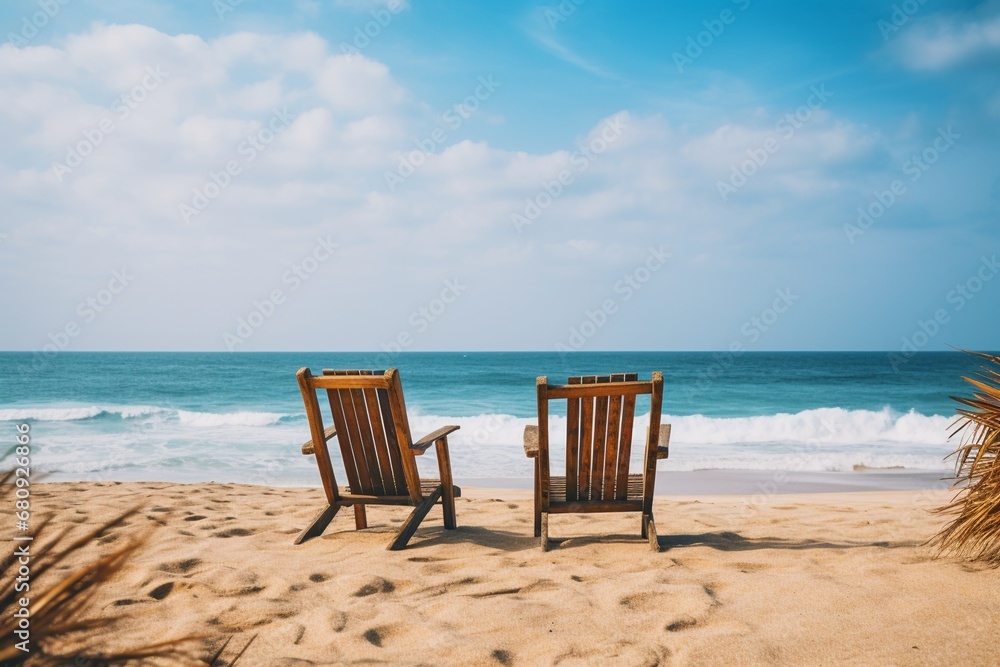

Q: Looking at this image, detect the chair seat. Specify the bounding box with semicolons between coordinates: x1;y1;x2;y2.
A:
549;474;643;503
343;480;461;499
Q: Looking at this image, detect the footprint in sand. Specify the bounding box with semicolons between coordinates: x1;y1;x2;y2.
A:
492;649;513;665
362;624;404;648
329;610;347;632
149;582;174;600
363;628;384;647
665;616;698;632
183;515;207;522
215;527;254;538
353;576;395;597
159;558;201;574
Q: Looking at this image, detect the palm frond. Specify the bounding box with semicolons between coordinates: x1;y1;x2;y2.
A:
931;351;1000;565
0;473;205;664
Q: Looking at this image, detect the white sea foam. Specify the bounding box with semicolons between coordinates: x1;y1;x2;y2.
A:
175;410;287;427
18;404;960;479
412;407;954;449
0;405;166;421
0;405;289;426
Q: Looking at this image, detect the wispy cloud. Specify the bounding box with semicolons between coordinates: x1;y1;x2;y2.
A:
521;7;617;80
886;6;1000;71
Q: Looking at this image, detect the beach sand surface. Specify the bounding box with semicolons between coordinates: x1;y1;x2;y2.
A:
30;482;1000;666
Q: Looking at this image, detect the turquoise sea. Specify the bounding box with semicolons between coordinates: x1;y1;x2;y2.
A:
0;351;986;486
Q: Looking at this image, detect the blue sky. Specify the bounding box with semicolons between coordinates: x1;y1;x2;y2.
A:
1;0;998;352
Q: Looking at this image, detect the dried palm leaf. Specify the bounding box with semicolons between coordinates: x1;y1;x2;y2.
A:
0;467;204;664
932;351;1000;565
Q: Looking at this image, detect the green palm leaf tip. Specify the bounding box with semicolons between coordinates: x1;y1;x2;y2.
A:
932;351;1000;565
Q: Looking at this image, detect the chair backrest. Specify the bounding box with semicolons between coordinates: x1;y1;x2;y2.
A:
296;368;420;502
537;372;663;502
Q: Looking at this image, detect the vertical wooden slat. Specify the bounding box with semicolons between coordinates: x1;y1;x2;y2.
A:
325;385;362;495
590;376;611;500
603;373;624;500
378;387;408;495
615;372;638;500
336;374;374;494
350;387;384;495
565;377;581;502
363;379;397;496
577;376;596;500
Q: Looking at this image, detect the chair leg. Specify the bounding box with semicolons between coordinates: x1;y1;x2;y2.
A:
441;485;457;530
294;504;340;545
388;488;442;551
540;513;549;551
646;514;660;553
533;460;541;538
435;438;457;530
641;512;649;539
354;504;368;530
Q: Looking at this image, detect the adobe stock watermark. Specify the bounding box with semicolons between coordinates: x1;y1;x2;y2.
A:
24;269;134;373
371;279;468;365
512;114;627;232
213;0;244;21
223;236;339;350
6;0;71;47
844;126;960;244
384;75;502;192
672;0;751;73
694;288;800;391
339;0;407;59
888;255;999;371
179;107;296;223
51;66;169;183
717;84;833;201
543;0;586;29
555;245;670;353
878;0;929;41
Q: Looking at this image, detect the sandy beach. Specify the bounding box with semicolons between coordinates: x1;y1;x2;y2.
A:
32;481;1000;666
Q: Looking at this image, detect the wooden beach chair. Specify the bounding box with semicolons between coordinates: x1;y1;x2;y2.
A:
295;368;460;550
523;372;671;551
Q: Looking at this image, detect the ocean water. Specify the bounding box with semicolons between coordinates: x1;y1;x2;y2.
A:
0;351;985;486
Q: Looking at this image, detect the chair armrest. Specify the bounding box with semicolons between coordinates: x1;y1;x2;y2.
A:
523;425;539;458
654;423;671;459
302;425;338;455
411;425;461;454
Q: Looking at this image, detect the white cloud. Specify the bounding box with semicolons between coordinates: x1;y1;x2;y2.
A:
888;9;1000;71
0;23;895;351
